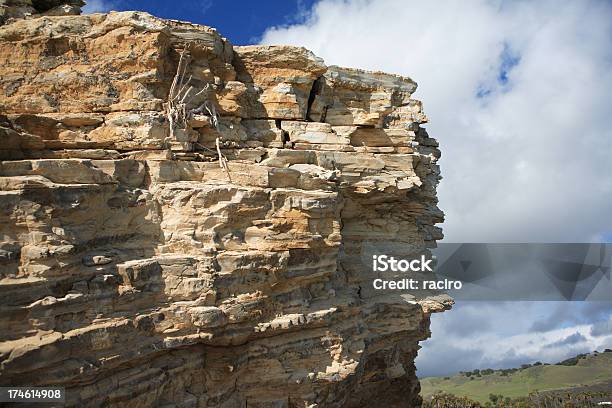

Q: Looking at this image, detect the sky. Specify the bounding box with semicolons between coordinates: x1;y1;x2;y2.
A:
82;0;316;44
83;0;612;377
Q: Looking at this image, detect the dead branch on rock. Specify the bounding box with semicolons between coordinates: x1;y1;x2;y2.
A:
167;48;193;139
204;101;231;182
166;47;231;181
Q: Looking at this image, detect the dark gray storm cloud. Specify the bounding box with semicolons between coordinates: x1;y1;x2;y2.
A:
544;332;587;348
416;343;484;378
530;302;612;333
590;317;612;337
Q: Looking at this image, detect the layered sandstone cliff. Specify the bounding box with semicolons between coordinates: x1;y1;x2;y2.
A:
0;11;450;407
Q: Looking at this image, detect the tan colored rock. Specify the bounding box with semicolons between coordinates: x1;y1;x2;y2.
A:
0;10;449;408
0;1;83;25
282;121;349;145
242;119;284;147
230;45;327;119
308;65;421;127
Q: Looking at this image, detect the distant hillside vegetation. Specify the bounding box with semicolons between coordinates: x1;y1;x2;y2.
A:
420;350;612;404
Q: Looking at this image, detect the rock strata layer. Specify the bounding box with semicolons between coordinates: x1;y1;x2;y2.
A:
0;11;450;407
0;0;83;25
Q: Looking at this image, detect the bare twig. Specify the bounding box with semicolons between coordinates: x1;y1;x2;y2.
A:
167;48;191;140
206;102;231;182
166;47;231;181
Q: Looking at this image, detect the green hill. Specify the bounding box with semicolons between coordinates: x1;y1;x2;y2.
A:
420;351;612;403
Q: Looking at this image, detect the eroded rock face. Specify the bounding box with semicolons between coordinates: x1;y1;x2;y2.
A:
0;11;450;407
0;0;83;25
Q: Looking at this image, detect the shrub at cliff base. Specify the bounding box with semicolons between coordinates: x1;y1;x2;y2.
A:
421;390;612;408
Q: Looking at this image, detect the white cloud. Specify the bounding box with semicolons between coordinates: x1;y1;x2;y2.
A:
261;1;612;376
82;0;116;14
415;302;609;376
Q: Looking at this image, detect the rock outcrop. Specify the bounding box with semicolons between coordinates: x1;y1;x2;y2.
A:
0;11;450;407
0;0;83;25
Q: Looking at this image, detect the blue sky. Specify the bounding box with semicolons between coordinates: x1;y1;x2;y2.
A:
83;0;612;377
83;0;315;44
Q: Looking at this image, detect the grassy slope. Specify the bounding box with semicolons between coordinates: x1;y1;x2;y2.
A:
420;352;612;403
